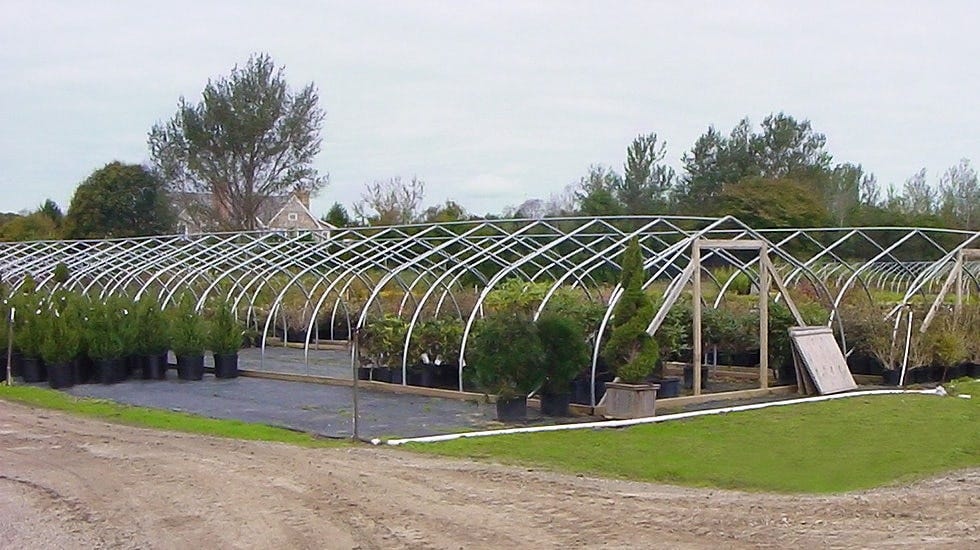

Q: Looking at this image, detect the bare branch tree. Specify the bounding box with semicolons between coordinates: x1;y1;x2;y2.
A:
353;176;425;225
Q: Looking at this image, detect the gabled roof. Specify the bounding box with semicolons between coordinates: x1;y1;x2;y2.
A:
264;194;335;230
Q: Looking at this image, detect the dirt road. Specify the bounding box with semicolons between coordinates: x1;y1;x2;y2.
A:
1;400;977;549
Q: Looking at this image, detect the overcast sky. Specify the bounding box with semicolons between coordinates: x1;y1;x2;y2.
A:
2;1;977;217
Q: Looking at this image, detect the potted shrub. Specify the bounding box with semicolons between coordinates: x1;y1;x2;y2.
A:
924;321;969;382
408;319;441;387
651;298;690;398
12;299;46;382
135;299;170;379
410;318;463;388
40;307;81;389
536;313;588;416
169;300;208;380
601;237;660;419
209;302;243;378
116;299;141;379
468;311;546;422
840;298;895;384
86;300;126;384
359;315;408;383
52;262;70;284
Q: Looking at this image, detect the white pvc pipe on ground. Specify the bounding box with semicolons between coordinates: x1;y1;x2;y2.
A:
378;388;947;446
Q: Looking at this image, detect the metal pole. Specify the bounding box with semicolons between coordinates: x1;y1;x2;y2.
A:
6;307;14;386
759;245;769;390
692;241;702;396
351;328;360;441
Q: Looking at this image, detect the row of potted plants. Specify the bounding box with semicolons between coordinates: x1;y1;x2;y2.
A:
467;311;589;420
357;315;465;388
841;298;980;385
3;285;244;388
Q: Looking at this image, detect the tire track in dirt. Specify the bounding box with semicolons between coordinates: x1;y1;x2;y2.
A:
1;399;977;549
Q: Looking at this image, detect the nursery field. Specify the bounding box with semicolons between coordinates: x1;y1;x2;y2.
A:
0;397;977;548
410;379;980;493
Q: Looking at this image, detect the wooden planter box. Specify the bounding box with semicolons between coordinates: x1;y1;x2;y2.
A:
601;382;659;419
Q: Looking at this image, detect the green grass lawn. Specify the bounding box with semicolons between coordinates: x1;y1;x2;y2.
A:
0;384;343;448
408;379;980;493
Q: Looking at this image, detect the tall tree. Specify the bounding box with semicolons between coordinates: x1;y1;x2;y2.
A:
824;163;868;225
423;200;468;223
677;119;758;210
148;53;326;231
0;211;60;241
38;199;64;227
937;159;980;229
677;114;833;214
901;168;936;217
753;113;832;179
63;162;175;238
618;133;674;214
321;202;352;228
505;199;546;219
353;176;425;225
716;176;829;228
574;164;623;216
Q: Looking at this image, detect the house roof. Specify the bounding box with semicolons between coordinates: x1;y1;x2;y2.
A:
173;191;334;231
264;194;335;230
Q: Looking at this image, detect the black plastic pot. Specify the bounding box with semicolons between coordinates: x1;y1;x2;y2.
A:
47;362;74;389
21;357;46;383
407;364;435;387
652;377;681;398
594;371;615;403
372;366;392;383
213;353;239;379
540;392;571;416
847;353;885;375
882;369;902;386
73;356;95;385
94;358;122;385
683;365;709;390
944;363;966;381
570;378;590;405
142;353;168;380
389;367;404;385
357;366;371;381
496;396;527;422
965;363;979;378
433;364;459;390
777;361;797;385
907;366;924;384
125;355;141;378
176;354;205;380
730;350;760;367
10;351;23;378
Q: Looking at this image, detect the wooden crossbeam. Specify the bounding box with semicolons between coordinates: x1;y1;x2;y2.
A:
696;239;766;250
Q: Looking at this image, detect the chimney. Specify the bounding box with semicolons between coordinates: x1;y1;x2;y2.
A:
295;189;310;209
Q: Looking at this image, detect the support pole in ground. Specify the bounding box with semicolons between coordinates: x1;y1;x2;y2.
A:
350;329;360;441
955;251;964;318
692;241;702;396
759;244;769;390
6;307;14;386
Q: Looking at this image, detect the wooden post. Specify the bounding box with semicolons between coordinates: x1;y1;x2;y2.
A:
759;245;769;390
692;241;702;396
